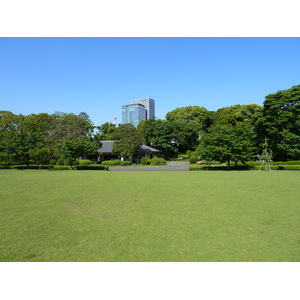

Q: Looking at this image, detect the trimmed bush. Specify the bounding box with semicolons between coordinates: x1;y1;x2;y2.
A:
120;161;132;166
189;165;252;171
52;166;72;170
102;160;122;166
78;159;93;166
272;161;300;165
75;165;108;170
141;157;151;165
150;158;166;165
11;165;54;170
0;165;12;169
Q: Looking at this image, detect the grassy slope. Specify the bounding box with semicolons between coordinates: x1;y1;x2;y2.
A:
0;169;299;262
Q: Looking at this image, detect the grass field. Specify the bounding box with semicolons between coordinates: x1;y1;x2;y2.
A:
0;169;299;262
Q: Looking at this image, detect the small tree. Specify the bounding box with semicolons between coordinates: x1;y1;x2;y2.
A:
111;123;142;160
57;137;99;169
29;147;52;169
197;123;256;170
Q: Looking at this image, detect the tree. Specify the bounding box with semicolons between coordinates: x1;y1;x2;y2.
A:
138;119;178;159
256;85;300;160
197;123;256;169
29;147;52;169
166;105;213;132
277;130;300;160
111;123;142;160
214;104;263;127
96;122;117;140
57;137;99;169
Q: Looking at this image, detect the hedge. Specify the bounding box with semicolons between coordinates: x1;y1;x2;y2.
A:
101;160;123;166
150;158;167;165
189;165;252;171
11;165;54;170
75;165;108;170
189;164;300;171
78;159;93;166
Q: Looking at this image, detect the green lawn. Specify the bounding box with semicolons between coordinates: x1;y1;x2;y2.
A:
0;169;299;261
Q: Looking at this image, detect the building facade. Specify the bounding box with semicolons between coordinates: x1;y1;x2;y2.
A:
122;103;147;127
122;97;155;127
131;97;155;120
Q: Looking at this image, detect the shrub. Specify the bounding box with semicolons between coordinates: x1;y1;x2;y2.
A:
78;159;92;166
0;165;11;169
52;166;72;170
190;157;200;164
150;158;167;165
189;165;252;171
120;161;132;166
11;165;54;170
75;165;108;170
141;157;151;165
101;160;122;166
273;161;300;165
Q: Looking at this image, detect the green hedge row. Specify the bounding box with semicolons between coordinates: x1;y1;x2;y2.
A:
0;165;108;171
141;157;167;165
101;160;132;166
189;164;300;171
189;165;252;171
75;165;108;170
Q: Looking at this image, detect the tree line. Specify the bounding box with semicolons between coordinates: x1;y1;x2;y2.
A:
1;84;299;166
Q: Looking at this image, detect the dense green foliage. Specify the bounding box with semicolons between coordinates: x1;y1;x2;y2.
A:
111;123;143;160
256;85;300;160
1;170;299;261
0;111;99;166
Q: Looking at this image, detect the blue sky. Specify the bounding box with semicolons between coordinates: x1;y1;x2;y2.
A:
1;37;299;126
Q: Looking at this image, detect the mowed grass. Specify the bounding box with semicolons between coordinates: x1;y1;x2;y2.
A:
0;169;299;262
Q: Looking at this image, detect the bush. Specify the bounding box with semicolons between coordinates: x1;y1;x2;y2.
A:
189;165;252;171
150;158;167;165
101;160;122;166
52;166;72;170
190;157;200;164
75;165;108;170
141;157;151;165
120;161;132;166
11;165;54;170
272;161;300;165
0;165;12;169
78;159;92;166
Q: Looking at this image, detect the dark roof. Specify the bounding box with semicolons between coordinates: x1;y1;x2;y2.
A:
98;140;159;153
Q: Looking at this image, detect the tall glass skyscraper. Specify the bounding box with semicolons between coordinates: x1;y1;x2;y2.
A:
122;97;155;127
122;104;147;127
131;98;155;120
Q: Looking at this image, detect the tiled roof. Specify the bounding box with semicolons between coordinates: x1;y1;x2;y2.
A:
98;140;159;153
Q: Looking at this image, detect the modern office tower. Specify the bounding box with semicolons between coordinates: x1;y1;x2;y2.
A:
131;97;155;120
122;97;155;127
122;103;147;127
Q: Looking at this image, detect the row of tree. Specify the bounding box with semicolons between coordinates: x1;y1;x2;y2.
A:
0;111;101;167
1;84;299;165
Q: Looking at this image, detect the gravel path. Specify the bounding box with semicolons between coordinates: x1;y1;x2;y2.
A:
108;161;190;171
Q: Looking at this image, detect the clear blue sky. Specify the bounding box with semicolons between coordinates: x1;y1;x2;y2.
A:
1;37;299;126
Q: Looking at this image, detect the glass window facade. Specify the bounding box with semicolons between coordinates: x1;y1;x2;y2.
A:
122;104;146;127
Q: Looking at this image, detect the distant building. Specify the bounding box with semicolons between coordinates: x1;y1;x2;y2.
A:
131;97;155;120
122;103;146;127
122;97;155;127
97;140;159;162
